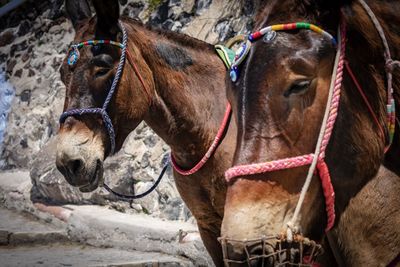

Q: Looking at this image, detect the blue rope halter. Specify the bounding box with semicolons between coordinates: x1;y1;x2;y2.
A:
59;21;128;155
59;21;167;200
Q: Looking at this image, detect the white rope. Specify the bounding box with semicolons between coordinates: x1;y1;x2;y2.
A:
286;27;343;240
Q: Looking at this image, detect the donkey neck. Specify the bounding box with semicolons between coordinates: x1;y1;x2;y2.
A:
328;5;400;214
126;20;229;168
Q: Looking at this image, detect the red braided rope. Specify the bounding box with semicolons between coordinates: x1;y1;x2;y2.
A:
225;154;314;182
317;160;336;231
171;103;232;176
318;23;346;160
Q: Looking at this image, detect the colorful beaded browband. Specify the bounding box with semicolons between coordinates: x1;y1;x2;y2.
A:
249;22;336;45
67;40;125;66
230;22;337;83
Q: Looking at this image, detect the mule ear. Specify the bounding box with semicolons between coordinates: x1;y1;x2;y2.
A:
65;0;92;29
92;0;120;37
320;0;353;9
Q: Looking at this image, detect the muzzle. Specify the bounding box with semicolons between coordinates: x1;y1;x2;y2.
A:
219;234;323;267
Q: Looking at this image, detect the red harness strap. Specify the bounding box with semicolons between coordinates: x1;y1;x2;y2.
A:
126;47;232;176
171;103;232;175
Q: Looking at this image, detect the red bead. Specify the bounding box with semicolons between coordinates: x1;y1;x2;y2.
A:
252;31;262;40
284;23;296;30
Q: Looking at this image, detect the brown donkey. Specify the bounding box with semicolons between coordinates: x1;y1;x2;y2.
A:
55;0;236;265
220;0;400;266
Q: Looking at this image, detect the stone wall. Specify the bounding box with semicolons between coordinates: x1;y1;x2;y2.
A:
0;0;259;221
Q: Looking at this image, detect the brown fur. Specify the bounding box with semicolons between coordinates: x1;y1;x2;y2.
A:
222;0;400;265
336;166;400;266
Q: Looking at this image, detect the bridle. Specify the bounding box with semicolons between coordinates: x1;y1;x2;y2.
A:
60;21;127;155
223;0;399;265
59;20;232;198
59;21;165;199
226;20;346;236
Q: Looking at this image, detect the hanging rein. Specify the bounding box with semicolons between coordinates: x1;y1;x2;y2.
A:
60;21;232;199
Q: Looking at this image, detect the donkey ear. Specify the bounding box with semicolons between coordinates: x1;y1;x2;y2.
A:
92;0;120;37
65;0;92;29
320;0;353;8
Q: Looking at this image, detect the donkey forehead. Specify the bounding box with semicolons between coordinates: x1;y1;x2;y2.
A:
242;34;331;85
252;31;326;63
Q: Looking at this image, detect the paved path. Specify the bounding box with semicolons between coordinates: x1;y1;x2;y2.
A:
0;208;192;266
0;171;211;266
0;244;190;267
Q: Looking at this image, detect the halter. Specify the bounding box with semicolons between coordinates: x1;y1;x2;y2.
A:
59;21;166;200
226;7;399;249
60;21;128;155
225;21;345;238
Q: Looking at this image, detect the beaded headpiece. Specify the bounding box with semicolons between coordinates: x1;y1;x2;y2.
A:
67;40;125;67
230;22;337;82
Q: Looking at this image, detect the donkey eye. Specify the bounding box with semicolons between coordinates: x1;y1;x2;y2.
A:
284;80;311;97
95;68;111;78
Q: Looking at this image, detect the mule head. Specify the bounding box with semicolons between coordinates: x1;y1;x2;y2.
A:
220;0;388;265
56;0;153;192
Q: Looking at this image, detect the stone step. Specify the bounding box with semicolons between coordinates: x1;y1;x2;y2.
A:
0;208;68;246
0;244;192;267
0;171;213;266
64;205;210;266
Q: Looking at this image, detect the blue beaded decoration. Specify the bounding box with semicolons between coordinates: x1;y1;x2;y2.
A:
229;40;252;82
67;47;80;66
230;67;239;82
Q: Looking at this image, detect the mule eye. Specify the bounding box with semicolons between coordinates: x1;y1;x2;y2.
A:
284;80;311;97
95;68;111;78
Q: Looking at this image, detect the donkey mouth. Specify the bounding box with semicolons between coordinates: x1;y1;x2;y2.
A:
79;160;104;193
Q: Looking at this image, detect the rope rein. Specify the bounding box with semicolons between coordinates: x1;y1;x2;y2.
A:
103;163;169;200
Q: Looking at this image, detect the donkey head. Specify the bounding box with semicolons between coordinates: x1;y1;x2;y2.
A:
219;0;389;265
56;0;153;192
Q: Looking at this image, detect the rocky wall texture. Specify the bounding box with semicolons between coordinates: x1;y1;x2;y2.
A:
0;0;258;220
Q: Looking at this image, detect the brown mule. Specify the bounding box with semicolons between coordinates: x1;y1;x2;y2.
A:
220;0;400;266
55;0;236;265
